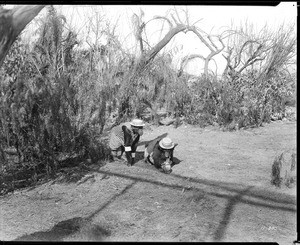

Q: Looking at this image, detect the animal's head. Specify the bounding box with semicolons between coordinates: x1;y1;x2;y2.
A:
130;119;145;136
159;138;178;174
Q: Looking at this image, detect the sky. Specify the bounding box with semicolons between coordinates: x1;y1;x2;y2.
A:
12;2;297;76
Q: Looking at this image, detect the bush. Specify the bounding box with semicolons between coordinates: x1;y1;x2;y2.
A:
114;55;185;123
182;75;217;127
180;68;295;129
0;7;112;195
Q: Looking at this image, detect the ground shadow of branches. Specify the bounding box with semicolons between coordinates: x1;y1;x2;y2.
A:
15;217;85;241
13;163;295;242
14;181;137;241
213;186;254;241
93;167;295;241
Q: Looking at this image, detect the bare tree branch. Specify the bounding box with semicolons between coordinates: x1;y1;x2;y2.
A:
178;54;205;75
222;47;233;77
184;28;226;77
237;53;265;74
131;13;145;57
191;18;203;26
223;21;296;81
207;35;218;50
188;26;214;52
211;58;218;75
184;6;189;26
144;24;187;63
130;7;225;79
170;13;179;25
173;7;183;24
145;16;173;29
218;36;225;50
235;40;260;68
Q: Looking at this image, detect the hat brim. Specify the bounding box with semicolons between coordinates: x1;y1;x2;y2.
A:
130;123;145;127
159;141;175;149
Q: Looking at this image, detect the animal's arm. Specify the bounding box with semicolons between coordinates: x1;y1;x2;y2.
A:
131;134;140;159
122;125;133;164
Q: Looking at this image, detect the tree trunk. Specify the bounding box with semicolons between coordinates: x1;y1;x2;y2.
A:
0;5;45;68
145;24;187;65
117;24;188;121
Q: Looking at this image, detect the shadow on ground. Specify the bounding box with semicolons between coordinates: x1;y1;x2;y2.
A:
14;217;110;241
14;181;136;241
212;186;254;241
95;165;295;241
13;129;296;242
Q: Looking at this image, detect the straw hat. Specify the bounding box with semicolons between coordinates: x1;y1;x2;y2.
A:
130;119;145;127
159;137;175;149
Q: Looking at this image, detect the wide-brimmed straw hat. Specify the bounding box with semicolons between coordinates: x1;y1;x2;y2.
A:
159;137;175;149
130;119;145;128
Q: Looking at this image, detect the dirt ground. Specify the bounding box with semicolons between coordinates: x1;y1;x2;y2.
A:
0;119;296;243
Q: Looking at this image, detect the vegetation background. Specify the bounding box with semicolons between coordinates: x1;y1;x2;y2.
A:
0;4;296;195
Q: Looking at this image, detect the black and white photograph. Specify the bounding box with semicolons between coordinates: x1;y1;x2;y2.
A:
0;3;296;243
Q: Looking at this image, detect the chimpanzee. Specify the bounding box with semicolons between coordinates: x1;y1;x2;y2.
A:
109;118;145;166
144;137;178;174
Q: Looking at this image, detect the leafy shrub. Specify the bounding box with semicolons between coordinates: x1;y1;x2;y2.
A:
181;75;218;126
114;55;182;123
177;68;295;129
0;7;112;193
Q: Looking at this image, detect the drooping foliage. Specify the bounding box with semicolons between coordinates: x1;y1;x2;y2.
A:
0;6;111;195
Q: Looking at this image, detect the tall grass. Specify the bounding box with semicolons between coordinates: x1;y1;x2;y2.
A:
0;7;111;194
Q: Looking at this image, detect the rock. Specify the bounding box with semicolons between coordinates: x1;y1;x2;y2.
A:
159;117;175;126
212;122;219;127
271;150;296;188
